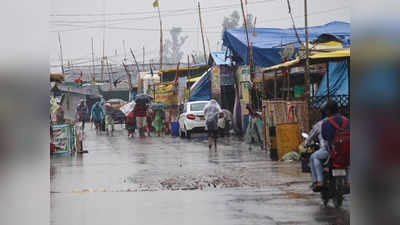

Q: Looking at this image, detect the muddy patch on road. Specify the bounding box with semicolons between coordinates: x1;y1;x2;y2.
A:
159;175;259;190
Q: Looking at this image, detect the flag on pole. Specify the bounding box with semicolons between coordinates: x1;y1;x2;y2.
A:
153;0;159;8
175;61;181;83
245;0;248;5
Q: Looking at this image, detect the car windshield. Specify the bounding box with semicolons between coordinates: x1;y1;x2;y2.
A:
190;103;207;112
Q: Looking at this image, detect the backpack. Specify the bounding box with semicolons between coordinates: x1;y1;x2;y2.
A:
328;116;350;167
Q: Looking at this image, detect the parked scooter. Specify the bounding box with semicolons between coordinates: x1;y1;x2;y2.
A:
301;133;350;208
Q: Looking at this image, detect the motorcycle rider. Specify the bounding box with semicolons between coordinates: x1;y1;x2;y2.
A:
306;101;339;190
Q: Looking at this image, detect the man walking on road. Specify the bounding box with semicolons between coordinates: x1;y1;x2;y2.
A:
104;103;115;136
204;99;222;150
75;99;89;131
133;103;148;138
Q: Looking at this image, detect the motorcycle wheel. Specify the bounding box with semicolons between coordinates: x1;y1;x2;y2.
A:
333;195;343;208
321;190;330;207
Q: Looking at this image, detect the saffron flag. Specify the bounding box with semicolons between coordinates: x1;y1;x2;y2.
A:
153;0;159;8
74;77;80;84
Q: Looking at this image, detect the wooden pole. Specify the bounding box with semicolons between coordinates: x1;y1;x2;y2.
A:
157;6;163;71
142;46;145;72
106;57;112;92
187;55;191;100
240;0;253;82
122;62;133;101
274;70;277;99
240;0;254;108
191;54;197;65
129;48;141;75
198;2;208;63
91;37;95;83
57;32;65;75
287;69;291;100
326;62;330;101
303;0;311;132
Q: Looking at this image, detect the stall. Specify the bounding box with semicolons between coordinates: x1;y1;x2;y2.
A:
260;49;350;154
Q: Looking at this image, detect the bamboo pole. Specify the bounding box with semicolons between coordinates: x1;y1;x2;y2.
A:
58;32;65;75
187;55;191;100
198;2;207;63
122;62;133;101
142;46;145;72
303;0;311;132
157;6;163;71
91;37;95;83
274;70;277;99
326;62;330;100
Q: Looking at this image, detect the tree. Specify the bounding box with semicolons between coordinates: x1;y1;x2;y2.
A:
222;10;240;32
222;10;254;32
163;27;189;64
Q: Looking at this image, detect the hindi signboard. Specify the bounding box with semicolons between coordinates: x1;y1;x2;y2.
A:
211;66;221;94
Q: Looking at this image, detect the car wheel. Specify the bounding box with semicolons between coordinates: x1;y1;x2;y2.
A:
179;127;186;138
185;127;191;139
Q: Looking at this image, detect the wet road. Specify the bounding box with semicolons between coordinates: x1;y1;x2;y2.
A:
51;124;350;225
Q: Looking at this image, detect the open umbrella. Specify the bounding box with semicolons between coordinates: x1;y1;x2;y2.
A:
120;101;136;117
135;94;153;105
150;102;166;110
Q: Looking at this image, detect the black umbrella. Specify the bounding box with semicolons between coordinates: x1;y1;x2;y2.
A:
135;94;153;105
150;102;166;110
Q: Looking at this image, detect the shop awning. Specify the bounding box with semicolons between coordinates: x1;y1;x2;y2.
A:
309;49;350;61
261;48;350;73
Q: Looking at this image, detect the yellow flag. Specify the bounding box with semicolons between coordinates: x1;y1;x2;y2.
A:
245;0;248;5
153;0;159;8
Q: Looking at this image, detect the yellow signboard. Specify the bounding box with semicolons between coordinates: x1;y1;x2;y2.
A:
211;66;220;94
155;84;178;105
276;123;300;160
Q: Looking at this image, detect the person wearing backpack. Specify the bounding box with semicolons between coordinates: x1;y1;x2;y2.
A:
90;101;104;134
308;101;349;189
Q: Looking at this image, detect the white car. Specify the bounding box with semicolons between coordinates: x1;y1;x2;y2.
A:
178;101;224;138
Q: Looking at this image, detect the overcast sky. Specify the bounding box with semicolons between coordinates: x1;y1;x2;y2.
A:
50;0;349;71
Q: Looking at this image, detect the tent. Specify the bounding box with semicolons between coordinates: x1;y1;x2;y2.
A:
189;68;211;101
222;21;350;67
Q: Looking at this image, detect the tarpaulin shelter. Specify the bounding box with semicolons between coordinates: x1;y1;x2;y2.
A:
189;68;211;101
209;51;232;66
314;61;348;103
222;21;350;67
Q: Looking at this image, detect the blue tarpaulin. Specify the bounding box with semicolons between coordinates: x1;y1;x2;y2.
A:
189;69;211;101
314;60;349;106
222;21;350;67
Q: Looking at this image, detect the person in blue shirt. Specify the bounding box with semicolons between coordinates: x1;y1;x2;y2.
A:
308;101;349;190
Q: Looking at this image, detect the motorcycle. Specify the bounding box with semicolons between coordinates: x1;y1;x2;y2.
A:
301;133;350;208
